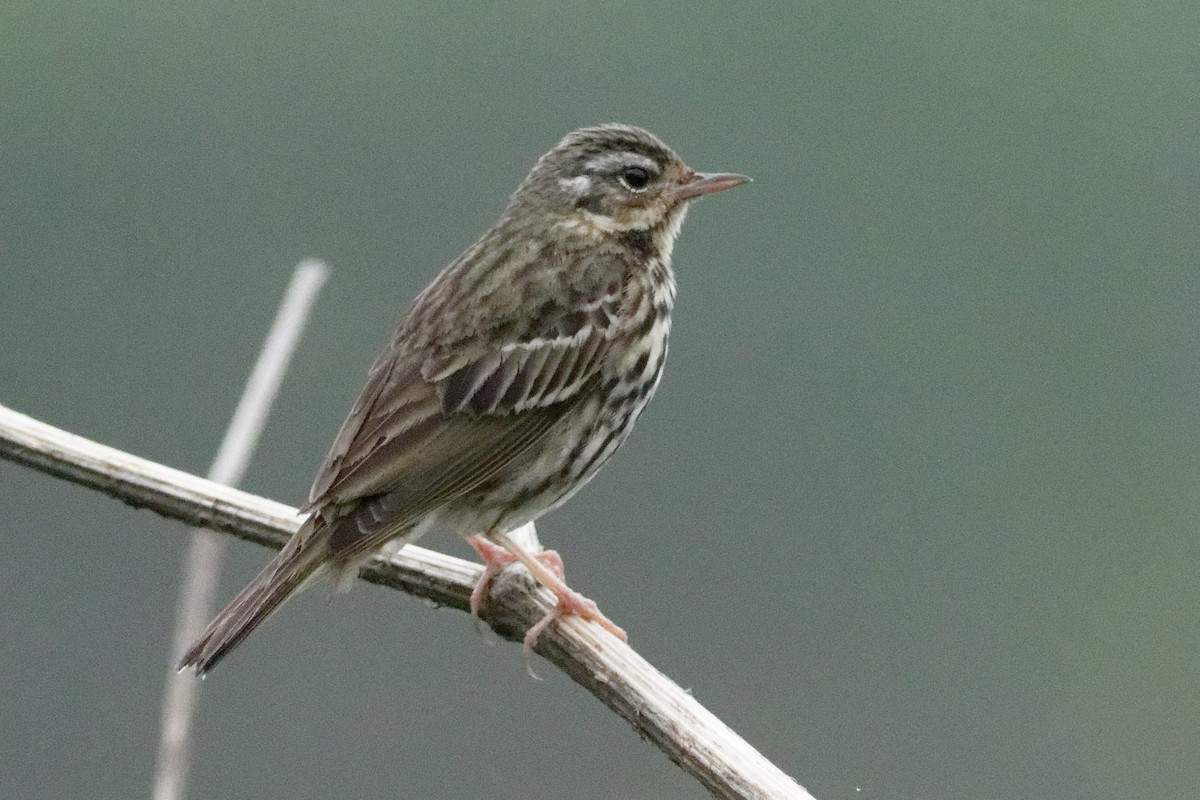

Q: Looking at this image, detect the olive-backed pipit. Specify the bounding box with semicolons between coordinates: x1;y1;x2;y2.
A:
180;124;747;674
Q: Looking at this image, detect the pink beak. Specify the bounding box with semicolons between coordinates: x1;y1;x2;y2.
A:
671;171;750;202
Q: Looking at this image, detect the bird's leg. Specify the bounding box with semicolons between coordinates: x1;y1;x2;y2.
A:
467;533;566;625
466;534;525;625
473;529;626;653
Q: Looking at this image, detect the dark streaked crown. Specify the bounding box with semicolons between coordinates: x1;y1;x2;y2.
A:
550;124;679;179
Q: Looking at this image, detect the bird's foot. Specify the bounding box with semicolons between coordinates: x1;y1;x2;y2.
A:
523;582;627;651
466;534;564;625
466;532;626;658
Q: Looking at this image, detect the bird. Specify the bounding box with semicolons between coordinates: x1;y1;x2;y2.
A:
179;124;748;675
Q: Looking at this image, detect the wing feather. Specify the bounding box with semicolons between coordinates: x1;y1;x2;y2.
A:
327;400;574;556
302;278;627;558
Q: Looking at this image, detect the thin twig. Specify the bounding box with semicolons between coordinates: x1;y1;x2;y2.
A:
152;259;329;800
0;403;814;800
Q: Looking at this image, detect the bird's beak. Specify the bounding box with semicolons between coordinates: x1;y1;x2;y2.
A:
671;171;750;202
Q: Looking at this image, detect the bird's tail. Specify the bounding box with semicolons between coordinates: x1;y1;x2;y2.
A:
178;520;329;676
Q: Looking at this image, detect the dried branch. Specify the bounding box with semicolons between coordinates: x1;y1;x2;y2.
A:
0;403;814;800
154;259;329;800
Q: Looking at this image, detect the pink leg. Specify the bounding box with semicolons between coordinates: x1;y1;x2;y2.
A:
470;530;626;652
468;534;521;623
467;534;568;621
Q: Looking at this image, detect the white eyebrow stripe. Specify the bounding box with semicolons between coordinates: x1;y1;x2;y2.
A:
583;151;658;174
557;175;592;195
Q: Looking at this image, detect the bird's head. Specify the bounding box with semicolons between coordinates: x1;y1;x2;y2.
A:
506;124;748;259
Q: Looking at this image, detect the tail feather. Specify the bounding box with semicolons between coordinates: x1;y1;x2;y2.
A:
178;528;329;676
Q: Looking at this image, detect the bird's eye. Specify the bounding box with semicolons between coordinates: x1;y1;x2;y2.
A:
619;166;652;191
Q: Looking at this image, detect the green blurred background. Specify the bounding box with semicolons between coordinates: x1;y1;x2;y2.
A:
2;3;1198;798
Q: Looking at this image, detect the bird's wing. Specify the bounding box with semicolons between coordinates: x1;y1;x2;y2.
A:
302;282;625;558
